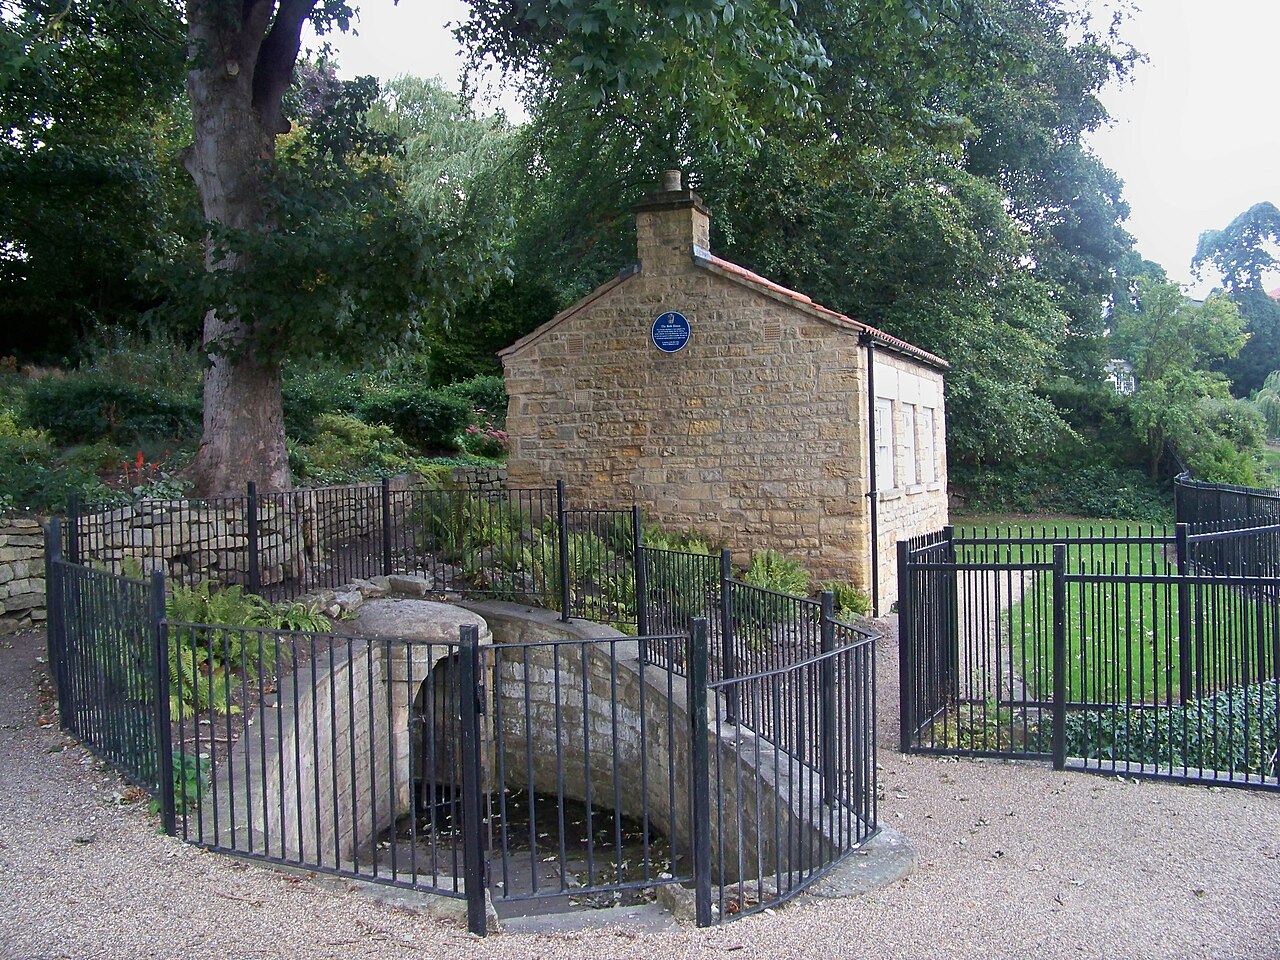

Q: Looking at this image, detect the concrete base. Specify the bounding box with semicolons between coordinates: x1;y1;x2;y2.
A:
805;826;917;898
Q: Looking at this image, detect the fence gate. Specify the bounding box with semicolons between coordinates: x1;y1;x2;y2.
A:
898;524;1280;790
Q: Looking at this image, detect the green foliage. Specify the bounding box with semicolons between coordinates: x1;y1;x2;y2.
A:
359;386;473;452
155;750;210;816
1112;280;1251;478
22;373;201;447
165;579;329;718
1218;288;1280;398
643;524;715;556
1030;681;1280;776
288;414;417;485
1193;201;1280;293
441;375;509;427
0;1;190;363
459;0;830;153
954;461;1172;523
1253;371;1280;440
429;281;561;384
280;363;367;443
457;420;508;459
823;581;871;622
742;549;810;596
0;410;102;513
1175;397;1265;486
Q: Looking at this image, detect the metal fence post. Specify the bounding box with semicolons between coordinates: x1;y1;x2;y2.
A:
819;590;837;805
246;482;260;595
718;548;738;725
556;480;570;622
44;518;71;727
149;570;176;836
1175;523;1195;705
632;505;648;639
66;493;81;565
687;617;713;927
381;476;393;577
943;526;960;699
458;623;488;936
1051;544;1067;772
896;540;914;753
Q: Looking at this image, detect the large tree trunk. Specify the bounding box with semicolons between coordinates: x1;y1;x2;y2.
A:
182;0;310;496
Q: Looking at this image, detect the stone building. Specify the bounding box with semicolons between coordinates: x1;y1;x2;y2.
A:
499;172;949;611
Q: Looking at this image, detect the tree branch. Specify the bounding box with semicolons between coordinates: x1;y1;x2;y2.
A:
254;0;317;134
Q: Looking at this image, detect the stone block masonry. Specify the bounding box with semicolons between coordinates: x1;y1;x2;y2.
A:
0;516;46;633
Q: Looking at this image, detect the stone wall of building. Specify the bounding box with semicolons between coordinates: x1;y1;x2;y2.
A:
503;268;870;586
501;187;949;607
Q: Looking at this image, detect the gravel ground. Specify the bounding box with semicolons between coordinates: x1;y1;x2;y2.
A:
1;622;1278;960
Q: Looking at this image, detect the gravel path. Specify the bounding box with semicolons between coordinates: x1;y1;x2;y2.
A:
1;623;1278;960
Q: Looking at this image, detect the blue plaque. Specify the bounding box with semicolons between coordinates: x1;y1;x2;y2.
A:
651;311;691;353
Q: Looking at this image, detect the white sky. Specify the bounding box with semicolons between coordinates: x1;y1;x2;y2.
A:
315;0;1279;294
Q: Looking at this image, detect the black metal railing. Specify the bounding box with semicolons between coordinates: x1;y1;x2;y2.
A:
45;520;171;805
899;524;1280;789
45;519;881;934
705;612;879;918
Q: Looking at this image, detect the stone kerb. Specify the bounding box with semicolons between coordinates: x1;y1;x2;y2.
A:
0;515;46;634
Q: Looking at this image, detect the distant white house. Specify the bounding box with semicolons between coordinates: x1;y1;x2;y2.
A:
1105;359;1136;395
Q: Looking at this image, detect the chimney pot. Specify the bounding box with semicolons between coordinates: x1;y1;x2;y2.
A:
662;169;682;192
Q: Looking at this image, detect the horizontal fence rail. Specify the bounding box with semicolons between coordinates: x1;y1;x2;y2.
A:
900;522;1280;790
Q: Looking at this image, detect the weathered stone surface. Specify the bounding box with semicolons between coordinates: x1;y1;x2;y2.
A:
333;590;364;615
4;591;43;612
350;578;388;599
385;574;429;598
351;598;490;645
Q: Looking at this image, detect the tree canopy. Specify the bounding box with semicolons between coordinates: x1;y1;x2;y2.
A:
1192;201;1280;397
0;0;1158;489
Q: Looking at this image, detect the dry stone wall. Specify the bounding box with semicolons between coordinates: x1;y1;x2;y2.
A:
0;516;45;633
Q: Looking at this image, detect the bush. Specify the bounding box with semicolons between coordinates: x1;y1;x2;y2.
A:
359;386;472;451
1174;396;1266;486
23;373;201;447
742;549;810;595
0;412;101;513
1029;680;1279;775
165;578;329;718
954;460;1172;522
823;581;871;620
281;363;367;443
81;327;204;394
442;375;509;427
458;419;509;459
289;413;418;483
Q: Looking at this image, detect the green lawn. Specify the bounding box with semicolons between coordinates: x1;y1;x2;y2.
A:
951;518;1272;707
1260;443;1280;488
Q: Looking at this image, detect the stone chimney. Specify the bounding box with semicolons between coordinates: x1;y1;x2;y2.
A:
634;169;711;272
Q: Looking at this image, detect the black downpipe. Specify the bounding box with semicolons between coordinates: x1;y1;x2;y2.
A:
862;335;881;616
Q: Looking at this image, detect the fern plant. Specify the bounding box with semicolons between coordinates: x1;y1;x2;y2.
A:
165;579;328;718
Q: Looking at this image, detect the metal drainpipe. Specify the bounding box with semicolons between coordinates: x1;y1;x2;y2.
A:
861;333;881;617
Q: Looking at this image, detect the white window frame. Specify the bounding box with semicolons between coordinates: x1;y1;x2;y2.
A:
919;407;936;483
901;403;918;487
874;398;895;490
